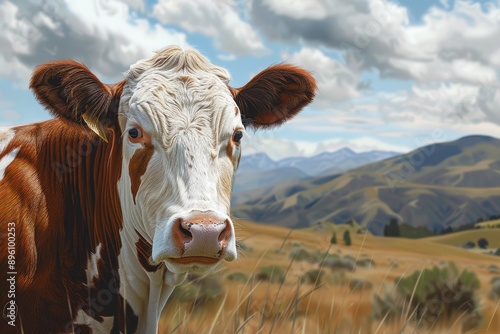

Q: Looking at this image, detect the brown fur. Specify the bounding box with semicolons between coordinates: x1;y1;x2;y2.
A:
135;231;162;273
0;62;138;333
231;64;317;128
129;145;155;205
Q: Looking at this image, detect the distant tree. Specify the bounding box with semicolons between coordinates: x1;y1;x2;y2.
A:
462;241;475;249
343;230;352;246
330;232;337;245
478;238;489;249
441;226;454;235
344;219;355;227
383;218;401;237
476;217;485;223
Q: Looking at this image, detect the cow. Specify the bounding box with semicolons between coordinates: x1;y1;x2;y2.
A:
0;46;316;333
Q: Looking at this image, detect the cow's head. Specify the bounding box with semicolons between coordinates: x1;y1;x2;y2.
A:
29;46;316;275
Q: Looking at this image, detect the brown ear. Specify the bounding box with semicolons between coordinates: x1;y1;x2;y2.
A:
30;60;123;129
231;64;316;128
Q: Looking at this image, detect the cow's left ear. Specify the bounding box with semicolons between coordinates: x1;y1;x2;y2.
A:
30;60;124;142
230;64;316;128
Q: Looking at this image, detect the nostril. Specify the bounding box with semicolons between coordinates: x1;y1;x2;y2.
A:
218;219;231;244
178;220;193;241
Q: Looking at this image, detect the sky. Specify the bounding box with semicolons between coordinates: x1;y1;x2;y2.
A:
1;0;500;160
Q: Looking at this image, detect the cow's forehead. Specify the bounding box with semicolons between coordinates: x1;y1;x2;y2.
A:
118;47;239;139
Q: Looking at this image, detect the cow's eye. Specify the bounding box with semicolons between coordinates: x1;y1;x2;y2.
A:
233;130;243;143
128;127;142;139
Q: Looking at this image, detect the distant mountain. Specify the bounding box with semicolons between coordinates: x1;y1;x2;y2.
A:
233;167;308;193
232;135;500;235
238;149;398;176
237;152;279;172
233;148;398;194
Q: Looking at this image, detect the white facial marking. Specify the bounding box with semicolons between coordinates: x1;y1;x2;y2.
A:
0;147;19;181
117;47;240;269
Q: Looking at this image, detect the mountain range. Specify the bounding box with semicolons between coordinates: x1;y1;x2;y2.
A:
233;148;398;193
231;135;500;235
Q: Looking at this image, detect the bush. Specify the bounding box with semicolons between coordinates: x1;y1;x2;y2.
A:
488;264;500;273
462;241;475;249
289;247;313;262
226;272;249;283
322;256;355;271
374;262;481;331
236;240;253;252
327;270;347;285
171;274;225;307
356;258;375;268
489;277;500;299
256;265;285;284
300;269;325;285
349;278;373;292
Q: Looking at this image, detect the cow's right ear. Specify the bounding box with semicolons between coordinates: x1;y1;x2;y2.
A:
30;60;123;142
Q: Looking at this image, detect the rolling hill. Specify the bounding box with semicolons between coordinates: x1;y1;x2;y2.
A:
231;135;500;235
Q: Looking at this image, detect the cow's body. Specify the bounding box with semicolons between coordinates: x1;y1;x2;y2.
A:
0;46;315;333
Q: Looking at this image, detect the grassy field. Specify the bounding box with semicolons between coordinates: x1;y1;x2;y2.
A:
159;220;500;333
425;230;500;249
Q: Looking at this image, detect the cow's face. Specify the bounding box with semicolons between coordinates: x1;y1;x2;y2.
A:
29;46;316;275
118;48;243;273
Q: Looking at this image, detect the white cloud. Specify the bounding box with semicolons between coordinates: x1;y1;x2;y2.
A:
153;0;267;56
0;0;188;85
242;134;408;160
282;47;362;106
251;0;500;86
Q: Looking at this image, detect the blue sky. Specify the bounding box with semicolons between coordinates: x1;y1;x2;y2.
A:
1;0;500;159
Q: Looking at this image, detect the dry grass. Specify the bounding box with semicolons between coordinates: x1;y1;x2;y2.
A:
158;220;500;334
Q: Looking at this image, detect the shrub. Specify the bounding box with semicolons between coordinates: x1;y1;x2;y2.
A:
256;265;285;284
171;274;225;307
289;247;313;262
312;249;337;263
322;256;355;271
488;264;500;273
226;272;249;283
349;278;373;292
356;258;375;268
236;240;253;252
388;262;481;328
327;270;347;285
462;241;475;249
489;277;500;299
300;269;325;285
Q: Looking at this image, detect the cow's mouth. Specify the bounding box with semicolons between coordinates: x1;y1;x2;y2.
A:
168;256;220;265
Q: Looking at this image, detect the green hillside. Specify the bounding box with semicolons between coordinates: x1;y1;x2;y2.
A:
232;135;500;235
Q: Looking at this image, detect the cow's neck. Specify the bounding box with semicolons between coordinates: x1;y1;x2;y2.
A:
116;164;187;333
40;120;124;261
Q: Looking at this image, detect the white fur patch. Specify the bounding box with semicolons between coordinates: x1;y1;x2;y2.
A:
86;244;102;285
0;147;19;181
74;309;114;332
